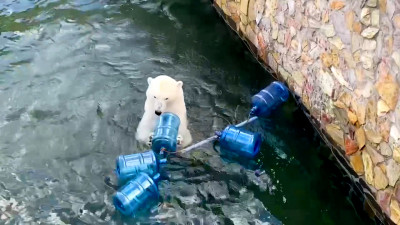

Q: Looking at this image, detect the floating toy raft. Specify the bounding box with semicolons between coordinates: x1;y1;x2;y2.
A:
112;81;290;216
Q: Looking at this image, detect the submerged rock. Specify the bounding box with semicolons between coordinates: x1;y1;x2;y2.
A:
198;181;230;201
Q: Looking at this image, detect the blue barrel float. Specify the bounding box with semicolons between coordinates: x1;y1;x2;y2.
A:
113;172;161;216
215;125;262;159
116;150;167;185
250;81;289;117
152;112;180;154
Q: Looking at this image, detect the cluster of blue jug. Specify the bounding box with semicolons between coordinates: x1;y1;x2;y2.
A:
215;125;262;159
215;81;289;159
113;172;161;216
151;112;181;154
250;81;289;117
113;151;165;216
112;81;290;216
113;113;181;216
116;150;167;185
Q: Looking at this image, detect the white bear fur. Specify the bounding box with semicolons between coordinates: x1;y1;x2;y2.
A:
135;75;192;148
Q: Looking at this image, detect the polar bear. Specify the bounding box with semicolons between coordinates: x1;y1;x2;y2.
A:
135;75;193;148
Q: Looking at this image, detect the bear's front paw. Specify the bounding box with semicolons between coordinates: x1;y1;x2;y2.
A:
147;132;154;147
177;135;183;146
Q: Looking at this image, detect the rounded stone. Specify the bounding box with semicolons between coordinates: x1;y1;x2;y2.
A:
387;159;400;187
393;14;400;29
391;199;400;223
350;152;365;175
374;166;389;190
362;151;374;185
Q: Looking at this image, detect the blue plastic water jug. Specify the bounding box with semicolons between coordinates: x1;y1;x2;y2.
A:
152;112;180;154
250;81;289;117
116;150;167;185
215;125;262;159
113;173;161;216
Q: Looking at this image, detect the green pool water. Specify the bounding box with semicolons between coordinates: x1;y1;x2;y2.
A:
0;0;374;224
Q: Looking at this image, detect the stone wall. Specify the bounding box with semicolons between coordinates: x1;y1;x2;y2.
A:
212;0;400;224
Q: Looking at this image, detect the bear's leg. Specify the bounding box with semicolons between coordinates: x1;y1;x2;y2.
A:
177;135;183;145
177;126;192;148
135;112;157;145
182;128;192;147
147;132;154;147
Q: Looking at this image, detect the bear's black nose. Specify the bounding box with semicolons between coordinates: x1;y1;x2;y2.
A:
155;111;162;116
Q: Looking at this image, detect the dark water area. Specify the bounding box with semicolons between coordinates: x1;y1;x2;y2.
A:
0;0;374;224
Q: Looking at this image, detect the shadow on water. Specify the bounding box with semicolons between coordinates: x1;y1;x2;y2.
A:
0;0;376;224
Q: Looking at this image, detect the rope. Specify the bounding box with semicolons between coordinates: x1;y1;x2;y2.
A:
178;135;219;154
235;116;258;128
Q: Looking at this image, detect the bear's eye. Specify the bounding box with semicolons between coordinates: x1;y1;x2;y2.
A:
165;98;168;100
153;96;156;98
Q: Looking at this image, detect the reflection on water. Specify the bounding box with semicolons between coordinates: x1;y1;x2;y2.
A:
0;0;372;224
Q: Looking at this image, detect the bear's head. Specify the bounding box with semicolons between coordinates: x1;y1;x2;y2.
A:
146;75;184;116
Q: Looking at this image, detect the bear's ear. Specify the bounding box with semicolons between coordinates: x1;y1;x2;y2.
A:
177;81;183;88
147;77;153;85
